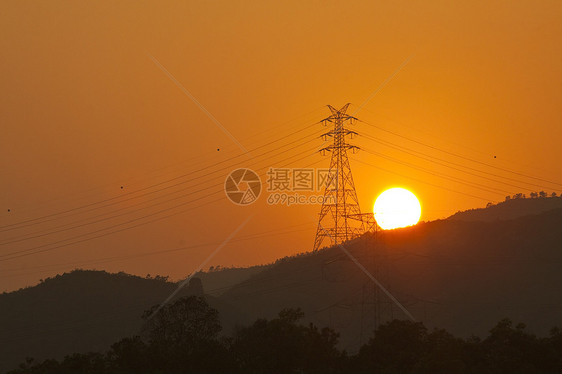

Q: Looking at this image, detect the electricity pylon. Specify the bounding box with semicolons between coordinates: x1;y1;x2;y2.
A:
313;104;376;251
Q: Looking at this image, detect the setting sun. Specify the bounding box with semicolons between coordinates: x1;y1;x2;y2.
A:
373;188;422;230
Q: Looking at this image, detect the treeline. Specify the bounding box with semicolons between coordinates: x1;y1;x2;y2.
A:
9;296;562;374
505;192;559;201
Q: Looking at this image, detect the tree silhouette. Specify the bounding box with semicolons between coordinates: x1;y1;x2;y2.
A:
482;319;543;373
543;327;562;372
354;319;428;373
7;310;562;374
140;296;232;374
416;328;467;373
106;336;148;373
142;296;221;344
231;308;344;374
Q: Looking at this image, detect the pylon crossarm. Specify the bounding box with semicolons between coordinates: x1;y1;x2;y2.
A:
322;117;335;126
321;131;334;140
339;144;359;151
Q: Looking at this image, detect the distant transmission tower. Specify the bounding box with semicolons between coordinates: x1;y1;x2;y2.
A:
313;104;376;251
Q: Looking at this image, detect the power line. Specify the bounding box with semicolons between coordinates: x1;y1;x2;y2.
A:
0;149;324;262
0;122;323;233
352;157;494;202
359;146;512;196
0;222;315;278
0;131;322;245
360;132;553;192
359;119;562;188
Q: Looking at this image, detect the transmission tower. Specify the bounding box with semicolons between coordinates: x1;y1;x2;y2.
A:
313;104;376;251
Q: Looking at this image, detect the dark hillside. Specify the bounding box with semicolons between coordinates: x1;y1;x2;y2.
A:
448;195;562;222
2;204;561;372
0;269;244;373
220;208;562;351
191;264;267;296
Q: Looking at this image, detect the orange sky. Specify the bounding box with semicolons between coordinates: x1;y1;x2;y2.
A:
1;0;561;291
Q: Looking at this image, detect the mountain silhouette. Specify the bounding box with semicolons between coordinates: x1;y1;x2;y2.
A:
0;269;255;373
1;201;561;373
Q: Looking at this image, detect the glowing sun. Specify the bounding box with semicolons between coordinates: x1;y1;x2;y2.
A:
373;188;421;230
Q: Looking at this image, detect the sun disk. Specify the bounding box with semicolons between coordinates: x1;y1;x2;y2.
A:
373;188;421;230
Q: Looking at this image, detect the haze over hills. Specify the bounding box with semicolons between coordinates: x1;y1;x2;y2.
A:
1;198;561;373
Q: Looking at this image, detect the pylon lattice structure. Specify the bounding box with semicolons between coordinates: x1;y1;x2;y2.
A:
313;104;376;251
